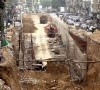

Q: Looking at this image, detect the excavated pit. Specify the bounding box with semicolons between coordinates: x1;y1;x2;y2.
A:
19;62;78;90
2;13;100;90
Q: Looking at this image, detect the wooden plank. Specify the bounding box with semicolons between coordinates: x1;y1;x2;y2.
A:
32;64;42;66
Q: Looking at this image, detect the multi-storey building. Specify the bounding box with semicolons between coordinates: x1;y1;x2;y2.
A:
65;0;91;14
65;0;71;12
91;0;99;13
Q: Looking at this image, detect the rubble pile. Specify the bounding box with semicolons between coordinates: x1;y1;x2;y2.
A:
20;77;39;85
0;79;11;90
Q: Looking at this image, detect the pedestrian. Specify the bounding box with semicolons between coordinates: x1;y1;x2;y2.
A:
86;25;89;31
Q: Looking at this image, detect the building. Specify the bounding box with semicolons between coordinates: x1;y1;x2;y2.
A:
65;0;91;14
65;0;71;12
91;0;100;13
90;0;100;19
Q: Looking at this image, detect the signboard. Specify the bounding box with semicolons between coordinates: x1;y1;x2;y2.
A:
60;7;65;12
39;5;42;9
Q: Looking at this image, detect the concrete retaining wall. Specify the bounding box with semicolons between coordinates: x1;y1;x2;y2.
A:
51;16;87;82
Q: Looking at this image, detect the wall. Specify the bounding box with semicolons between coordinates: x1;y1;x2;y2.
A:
51;16;87;82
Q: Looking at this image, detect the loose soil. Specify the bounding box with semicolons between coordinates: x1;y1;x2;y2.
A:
22;14;37;33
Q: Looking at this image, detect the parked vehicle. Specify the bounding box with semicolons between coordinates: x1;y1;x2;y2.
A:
81;23;87;29
40;16;48;24
74;22;80;29
66;19;74;25
63;13;73;22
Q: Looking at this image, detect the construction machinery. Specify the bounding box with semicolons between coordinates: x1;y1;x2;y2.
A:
40;15;47;24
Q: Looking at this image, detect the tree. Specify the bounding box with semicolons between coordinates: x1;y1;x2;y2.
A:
52;0;66;10
40;0;52;8
0;0;5;41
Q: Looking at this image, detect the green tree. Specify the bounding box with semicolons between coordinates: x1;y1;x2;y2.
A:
40;0;52;8
52;0;66;11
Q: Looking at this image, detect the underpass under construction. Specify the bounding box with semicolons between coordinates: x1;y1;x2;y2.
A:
1;13;100;90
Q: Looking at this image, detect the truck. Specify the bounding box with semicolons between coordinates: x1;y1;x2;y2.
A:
40;15;48;24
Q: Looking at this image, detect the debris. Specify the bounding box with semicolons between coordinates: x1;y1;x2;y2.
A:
20;78;39;85
54;46;60;54
0;79;4;90
51;87;57;90
4;85;12;90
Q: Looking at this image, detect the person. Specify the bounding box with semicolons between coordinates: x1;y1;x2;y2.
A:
6;16;12;29
86;25;89;31
49;25;54;31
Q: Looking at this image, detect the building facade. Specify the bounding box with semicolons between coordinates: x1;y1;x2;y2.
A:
65;0;91;14
91;0;100;13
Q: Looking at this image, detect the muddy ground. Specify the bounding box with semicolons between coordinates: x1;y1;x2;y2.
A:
18;14;100;90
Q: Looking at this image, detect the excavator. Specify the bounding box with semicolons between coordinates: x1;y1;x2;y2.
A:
46;24;57;38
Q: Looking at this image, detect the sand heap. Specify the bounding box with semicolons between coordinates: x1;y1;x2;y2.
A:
22;14;37;33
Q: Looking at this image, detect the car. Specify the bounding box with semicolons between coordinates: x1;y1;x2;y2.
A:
74;22;80;27
86;20;93;24
74;22;80;29
70;16;80;22
15;14;21;22
63;13;74;22
51;9;57;13
67;19;74;25
81;23;87;29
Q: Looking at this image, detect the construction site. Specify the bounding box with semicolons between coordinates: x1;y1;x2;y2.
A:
0;12;99;90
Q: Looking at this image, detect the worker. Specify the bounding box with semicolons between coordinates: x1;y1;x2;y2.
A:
49;25;54;31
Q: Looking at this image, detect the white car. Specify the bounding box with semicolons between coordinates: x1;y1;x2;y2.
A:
81;24;87;29
67;19;74;25
74;22;80;27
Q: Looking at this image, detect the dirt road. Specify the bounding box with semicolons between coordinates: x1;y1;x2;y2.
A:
31;14;52;60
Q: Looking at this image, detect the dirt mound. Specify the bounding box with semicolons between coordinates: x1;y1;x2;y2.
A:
22;14;37;33
0;47;21;90
19;62;75;90
89;31;100;43
46;62;68;74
